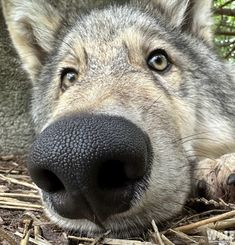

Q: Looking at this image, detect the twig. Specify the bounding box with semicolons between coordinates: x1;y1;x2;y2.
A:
0;204;42;211
151;220;164;245
6;164;20;175
0;155;14;161
20;228;31;245
215;31;235;36
174;210;235;233
213;7;235;17
169;229;197;244
7;174;31;180
0;174;37;189
91;230;111;245
34;225;42;241
0;192;40;199
0;169;20;174
172;209;227;228
161;234;174;245
225;46;235;59
15;231;52;245
200;218;235;230
68;236;94;242
0;200;42;209
20;219;33;245
221;0;235;8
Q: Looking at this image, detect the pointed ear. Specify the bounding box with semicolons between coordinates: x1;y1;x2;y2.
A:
2;0;63;81
151;0;213;44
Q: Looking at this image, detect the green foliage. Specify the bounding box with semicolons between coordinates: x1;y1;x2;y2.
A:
213;0;235;61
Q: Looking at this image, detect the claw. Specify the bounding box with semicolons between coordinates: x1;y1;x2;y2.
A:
226;173;235;186
197;179;208;197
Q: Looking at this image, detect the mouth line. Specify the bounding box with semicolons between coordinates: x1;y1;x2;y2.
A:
81;193;106;229
43;189;107;229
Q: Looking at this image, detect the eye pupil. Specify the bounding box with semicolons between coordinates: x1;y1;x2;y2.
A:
66;72;77;82
151;55;164;66
155;55;164;64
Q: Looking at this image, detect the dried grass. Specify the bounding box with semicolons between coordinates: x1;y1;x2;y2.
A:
1;155;235;245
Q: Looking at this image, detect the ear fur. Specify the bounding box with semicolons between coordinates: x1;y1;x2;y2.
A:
150;0;213;44
2;0;63;80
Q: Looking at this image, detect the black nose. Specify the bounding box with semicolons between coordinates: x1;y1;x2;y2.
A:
28;114;151;223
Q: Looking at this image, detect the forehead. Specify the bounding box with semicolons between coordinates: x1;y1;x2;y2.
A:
72;6;159;40
65;6;172;46
58;6;175;59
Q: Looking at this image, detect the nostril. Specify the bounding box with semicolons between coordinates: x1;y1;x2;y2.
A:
31;169;65;193
98;160;137;190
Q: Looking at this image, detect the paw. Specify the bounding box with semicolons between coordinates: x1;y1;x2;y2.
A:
193;153;235;203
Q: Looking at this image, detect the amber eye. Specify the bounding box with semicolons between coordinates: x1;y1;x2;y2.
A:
147;49;171;72
60;68;78;92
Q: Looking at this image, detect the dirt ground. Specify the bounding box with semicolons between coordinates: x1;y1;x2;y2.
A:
0;155;69;244
1;155;235;245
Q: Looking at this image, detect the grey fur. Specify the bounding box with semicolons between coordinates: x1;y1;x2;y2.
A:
2;0;235;237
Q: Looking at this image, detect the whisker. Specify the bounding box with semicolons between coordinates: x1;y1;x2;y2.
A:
172;132;210;144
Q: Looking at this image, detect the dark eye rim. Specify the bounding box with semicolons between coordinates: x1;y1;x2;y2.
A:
59;67;79;92
147;49;172;73
60;67;78;82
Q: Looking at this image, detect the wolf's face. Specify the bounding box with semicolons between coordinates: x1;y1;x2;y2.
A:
3;0;234;237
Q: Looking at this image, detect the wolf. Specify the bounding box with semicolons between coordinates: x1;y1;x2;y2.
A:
2;0;235;238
